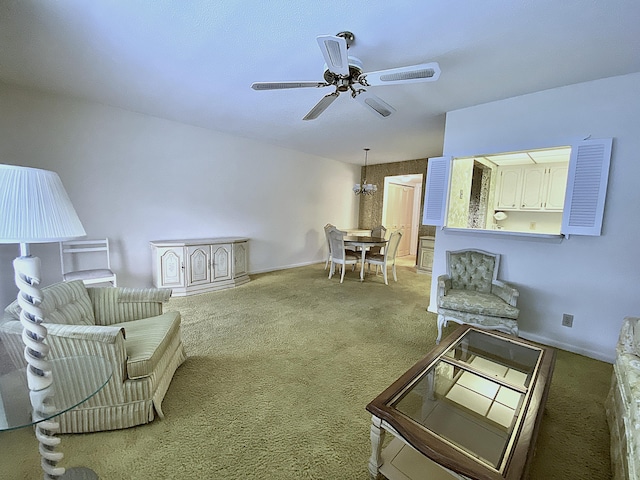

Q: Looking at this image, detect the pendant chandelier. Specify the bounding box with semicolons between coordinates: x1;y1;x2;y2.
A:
353;148;377;195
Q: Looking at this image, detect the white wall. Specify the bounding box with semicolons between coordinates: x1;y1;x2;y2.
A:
0;83;360;306
429;72;640;363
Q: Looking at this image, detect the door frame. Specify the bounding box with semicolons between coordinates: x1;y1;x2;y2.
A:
382;174;424;256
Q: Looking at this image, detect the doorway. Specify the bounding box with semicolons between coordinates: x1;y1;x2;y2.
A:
382;174;424;258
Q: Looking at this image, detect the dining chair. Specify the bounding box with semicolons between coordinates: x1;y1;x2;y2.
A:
367;225;388;266
327;227;359;283
324;224;334;270
324;223;356;270
364;230;402;285
59;238;117;286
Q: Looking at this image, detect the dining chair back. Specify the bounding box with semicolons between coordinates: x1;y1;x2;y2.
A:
365;230;402;285
324;223;334;270
59;238;117;286
371;225;387;239
369;225;387;256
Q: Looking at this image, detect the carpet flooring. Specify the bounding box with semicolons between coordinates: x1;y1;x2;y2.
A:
0;262;613;479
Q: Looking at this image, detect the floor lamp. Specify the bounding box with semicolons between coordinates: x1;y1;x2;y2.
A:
0;164;86;479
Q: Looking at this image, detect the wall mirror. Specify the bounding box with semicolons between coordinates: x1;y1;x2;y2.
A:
446;146;571;235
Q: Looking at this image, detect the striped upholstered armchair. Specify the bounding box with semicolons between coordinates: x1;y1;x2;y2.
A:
436;249;520;343
0;280;186;433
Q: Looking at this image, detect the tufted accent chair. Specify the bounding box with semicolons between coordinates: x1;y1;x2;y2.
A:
436;249;519;343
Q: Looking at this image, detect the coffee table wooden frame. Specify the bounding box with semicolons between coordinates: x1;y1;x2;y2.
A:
366;325;556;480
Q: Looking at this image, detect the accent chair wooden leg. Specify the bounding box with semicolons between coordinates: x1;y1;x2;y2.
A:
436;314;446;344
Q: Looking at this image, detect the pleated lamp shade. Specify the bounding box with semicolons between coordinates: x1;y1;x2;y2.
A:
0;164;86;244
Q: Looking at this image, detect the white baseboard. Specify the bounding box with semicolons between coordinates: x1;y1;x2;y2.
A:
518;331;614;364
248;260;323;275
426;306;614;364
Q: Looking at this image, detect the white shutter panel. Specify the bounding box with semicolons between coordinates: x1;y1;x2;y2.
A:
422;156;452;226
561;138;613;236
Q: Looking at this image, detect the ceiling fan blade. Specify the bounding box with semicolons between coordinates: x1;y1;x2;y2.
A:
358;62;441;86
316;35;349;76
303;92;340;121
354;90;396;118
251;81;329;90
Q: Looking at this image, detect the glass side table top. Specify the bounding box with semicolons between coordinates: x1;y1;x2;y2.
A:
0;355;112;431
367;326;556;480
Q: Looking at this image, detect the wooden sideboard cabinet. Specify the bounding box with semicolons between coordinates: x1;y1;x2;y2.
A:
150;238;249;296
416;236;435;274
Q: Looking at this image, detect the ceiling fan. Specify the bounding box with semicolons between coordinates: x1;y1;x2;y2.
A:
251;31;441;120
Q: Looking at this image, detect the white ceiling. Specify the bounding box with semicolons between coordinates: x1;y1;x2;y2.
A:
1;1;639;165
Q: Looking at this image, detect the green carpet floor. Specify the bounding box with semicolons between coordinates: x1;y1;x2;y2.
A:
0;263;613;479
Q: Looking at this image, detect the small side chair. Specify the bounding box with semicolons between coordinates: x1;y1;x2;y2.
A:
60;238;117;286
436;249;519;343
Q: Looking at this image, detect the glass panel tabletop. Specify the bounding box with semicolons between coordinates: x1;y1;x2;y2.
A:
366;326;556;479
0;355;112;431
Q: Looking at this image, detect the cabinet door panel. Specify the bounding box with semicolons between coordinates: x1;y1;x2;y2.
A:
233;242;248;277
521;167;546;209
158;247;185;288
418;238;434;273
496;168;522;209
545;166;568;210
212;244;232;281
186;245;211;286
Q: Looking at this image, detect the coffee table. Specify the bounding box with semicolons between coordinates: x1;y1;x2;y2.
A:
366;325;556;480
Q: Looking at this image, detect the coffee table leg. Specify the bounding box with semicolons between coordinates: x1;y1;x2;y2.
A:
368;415;385;479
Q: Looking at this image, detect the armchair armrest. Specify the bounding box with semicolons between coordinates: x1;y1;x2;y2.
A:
44;323;128;384
0;321;128;385
437;274;452;296
87;286;172;326
491;280;519;307
618;316;640;356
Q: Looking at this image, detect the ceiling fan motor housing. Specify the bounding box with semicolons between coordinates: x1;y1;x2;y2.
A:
323;56;363;91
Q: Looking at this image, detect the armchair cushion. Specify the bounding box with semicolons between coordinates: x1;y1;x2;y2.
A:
4;280;95;326
113;311;181;380
438;289;519;319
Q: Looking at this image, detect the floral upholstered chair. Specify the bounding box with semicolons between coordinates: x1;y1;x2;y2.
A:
436;249;519;343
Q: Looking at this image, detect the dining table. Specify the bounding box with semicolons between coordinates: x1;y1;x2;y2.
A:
343;235;388;281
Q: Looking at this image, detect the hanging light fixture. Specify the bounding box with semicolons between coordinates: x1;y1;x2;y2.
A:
353;148;377;195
